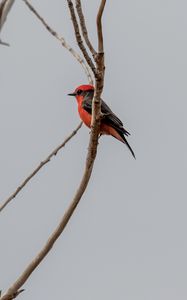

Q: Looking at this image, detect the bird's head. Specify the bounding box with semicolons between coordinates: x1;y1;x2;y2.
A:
68;84;94;103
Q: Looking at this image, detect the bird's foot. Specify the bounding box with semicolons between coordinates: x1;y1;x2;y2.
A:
100;112;110;119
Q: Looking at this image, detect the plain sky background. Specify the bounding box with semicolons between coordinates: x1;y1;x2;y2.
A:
1;1;187;299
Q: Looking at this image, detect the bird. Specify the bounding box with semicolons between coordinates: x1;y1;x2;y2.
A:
68;84;135;158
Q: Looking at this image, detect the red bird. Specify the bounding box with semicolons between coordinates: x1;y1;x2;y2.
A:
68;84;135;158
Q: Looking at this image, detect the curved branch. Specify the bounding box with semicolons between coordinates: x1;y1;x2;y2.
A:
0;122;82;213
75;0;96;58
96;0;106;53
22;0;93;85
0;0;15;46
67;0;97;76
0;0;15;30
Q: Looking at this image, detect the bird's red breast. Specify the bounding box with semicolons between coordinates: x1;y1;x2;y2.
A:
77;97;92;128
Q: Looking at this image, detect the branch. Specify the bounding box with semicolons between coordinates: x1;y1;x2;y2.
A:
0;0;15;30
22;0;93;85
0;98;103;300
67;0;97;76
0;0;15;46
75;0;96;58
0;1;106;299
96;0;106;53
0;122;82;213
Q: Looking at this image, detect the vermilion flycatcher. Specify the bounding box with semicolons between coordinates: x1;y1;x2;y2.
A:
68;84;135;158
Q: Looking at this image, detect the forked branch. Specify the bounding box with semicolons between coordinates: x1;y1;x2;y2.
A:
22;0;93;84
0;0;93;213
75;0;97;58
67;0;97;76
0;1;106;299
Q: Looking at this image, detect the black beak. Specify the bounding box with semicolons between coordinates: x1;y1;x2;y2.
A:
68;92;76;96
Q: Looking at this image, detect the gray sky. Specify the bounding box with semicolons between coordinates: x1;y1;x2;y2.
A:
1;1;187;299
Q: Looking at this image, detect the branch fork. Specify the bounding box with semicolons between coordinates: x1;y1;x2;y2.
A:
0;1;106;299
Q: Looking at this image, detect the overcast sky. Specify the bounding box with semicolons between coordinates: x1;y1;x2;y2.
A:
1;1;187;299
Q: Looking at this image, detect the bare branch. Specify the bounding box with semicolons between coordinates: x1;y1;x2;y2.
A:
96;0;106;53
0;1;107;299
0;122;82;213
0;112;102;300
75;0;96;58
22;0;93;85
67;0;97;76
0;0;15;30
0;0;15;46
0;289;24;300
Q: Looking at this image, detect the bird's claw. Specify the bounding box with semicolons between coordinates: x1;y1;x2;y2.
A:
100;112;110;119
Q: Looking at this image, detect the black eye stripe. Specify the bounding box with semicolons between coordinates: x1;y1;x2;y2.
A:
76;89;82;95
76;89;94;96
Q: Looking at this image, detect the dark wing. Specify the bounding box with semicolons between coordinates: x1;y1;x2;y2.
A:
101;101;130;136
82;96;130;136
81;92;92;113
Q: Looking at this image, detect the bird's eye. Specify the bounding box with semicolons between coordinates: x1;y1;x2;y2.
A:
76;89;82;95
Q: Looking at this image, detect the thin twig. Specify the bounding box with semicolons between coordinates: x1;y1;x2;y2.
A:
22;0;93;85
67;0;97;76
75;0;96;58
96;0;106;53
0;122;82;213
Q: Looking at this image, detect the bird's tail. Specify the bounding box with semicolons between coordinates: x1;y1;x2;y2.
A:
117;131;136;159
103;124;136;158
